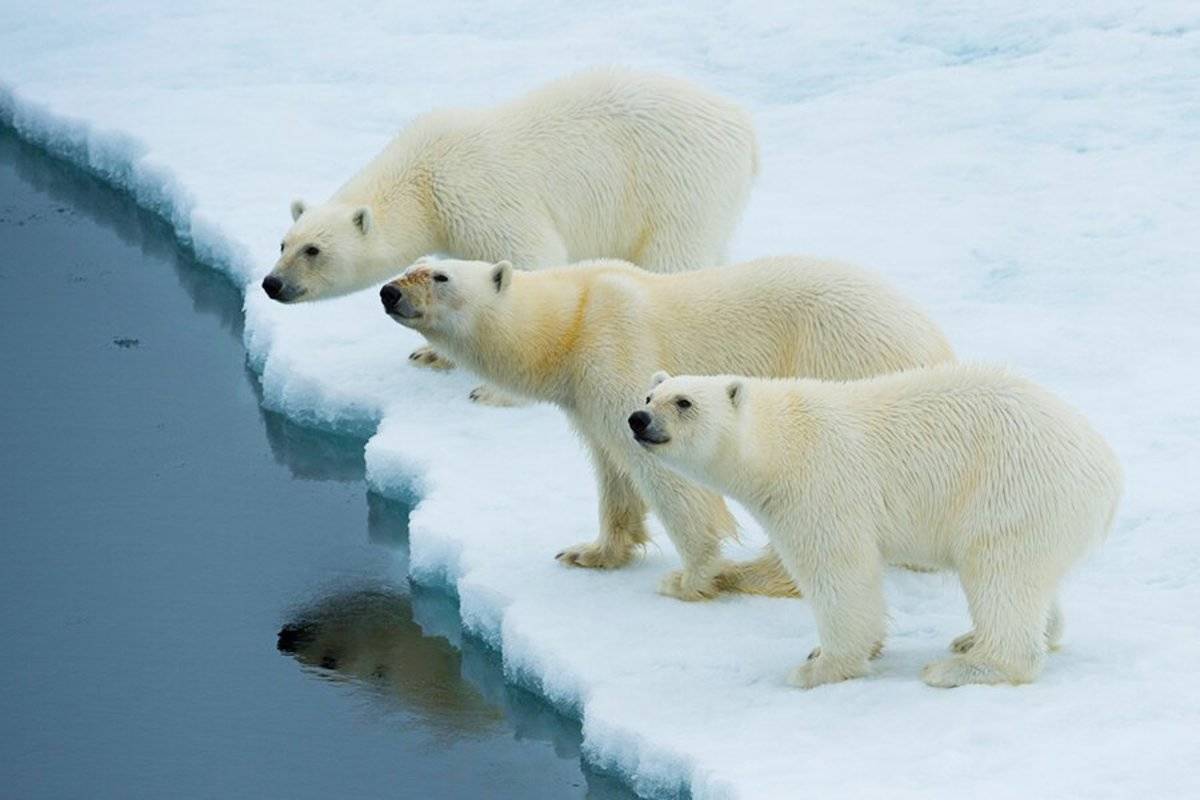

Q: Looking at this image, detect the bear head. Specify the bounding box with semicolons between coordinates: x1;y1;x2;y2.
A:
262;199;376;303
379;258;513;341
629;371;745;480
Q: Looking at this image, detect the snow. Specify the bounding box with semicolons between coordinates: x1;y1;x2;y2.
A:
3;2;1198;797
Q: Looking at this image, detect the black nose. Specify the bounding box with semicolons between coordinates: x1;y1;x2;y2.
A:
380;283;402;310
262;275;283;300
628;411;651;434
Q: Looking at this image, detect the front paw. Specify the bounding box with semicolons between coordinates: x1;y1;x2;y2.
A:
657;569;719;602
408;346;454;371
555;541;633;569
468;385;522;407
789;651;869;689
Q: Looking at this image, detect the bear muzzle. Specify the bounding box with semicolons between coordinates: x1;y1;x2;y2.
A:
380;282;422;321
629;410;670;446
261;273;306;303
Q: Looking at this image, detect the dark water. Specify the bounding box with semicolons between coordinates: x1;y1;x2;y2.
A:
0;127;639;800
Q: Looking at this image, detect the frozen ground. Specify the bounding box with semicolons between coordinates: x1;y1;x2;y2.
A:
2;2;1197;797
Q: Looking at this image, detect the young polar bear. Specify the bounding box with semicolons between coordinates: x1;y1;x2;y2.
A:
632;366;1122;687
262;69;758;385
380;256;954;600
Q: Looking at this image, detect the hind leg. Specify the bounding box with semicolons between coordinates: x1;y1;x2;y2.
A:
925;565;1055;688
714;547;802;598
635;466;736;601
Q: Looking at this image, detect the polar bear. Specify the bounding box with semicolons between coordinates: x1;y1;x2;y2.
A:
263;69;758;378
633;365;1122;687
380;256;954;600
266;70;758;302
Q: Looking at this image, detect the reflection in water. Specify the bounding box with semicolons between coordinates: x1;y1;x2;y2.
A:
276;583;641;796
277;588;504;736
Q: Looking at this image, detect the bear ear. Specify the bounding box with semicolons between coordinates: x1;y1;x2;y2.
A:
352;207;372;235
727;380;743;408
651;370;670;387
290;199;306;221
491;260;513;293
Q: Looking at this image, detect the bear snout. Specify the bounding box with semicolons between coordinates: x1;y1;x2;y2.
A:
380;283;403;310
262;273;304;302
380;282;423;320
262;274;284;300
629;410;670;445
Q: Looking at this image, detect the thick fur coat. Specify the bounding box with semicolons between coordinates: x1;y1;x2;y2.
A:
637;366;1122;686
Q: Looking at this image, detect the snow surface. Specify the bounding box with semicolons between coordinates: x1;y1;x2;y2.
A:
3;2;1198;797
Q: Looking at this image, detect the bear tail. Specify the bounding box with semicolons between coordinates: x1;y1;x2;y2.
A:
714;547;802;598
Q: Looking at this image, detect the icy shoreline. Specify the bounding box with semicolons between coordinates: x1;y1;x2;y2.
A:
4;4;1199;797
0;88;695;799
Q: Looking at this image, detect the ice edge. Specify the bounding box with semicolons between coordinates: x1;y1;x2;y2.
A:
0;81;707;800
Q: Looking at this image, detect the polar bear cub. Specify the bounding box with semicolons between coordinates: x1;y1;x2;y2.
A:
633;365;1122;687
263;69;758;305
381;256;954;601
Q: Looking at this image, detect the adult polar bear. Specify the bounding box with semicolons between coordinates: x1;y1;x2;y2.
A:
380;256;954;600
262;69;757;320
633;367;1122;686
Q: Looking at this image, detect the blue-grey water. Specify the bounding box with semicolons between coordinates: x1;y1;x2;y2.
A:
0;126;640;799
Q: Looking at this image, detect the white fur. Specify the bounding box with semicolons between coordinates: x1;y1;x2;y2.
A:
639;365;1123;686
382;256;954;600
265;69;759;303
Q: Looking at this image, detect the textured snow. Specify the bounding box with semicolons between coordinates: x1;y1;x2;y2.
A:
3;2;1198;797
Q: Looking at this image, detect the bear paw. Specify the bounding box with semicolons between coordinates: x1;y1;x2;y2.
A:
408;346;455;371
788;652;869;689
921;656;1023;688
555;541;632;570
468;384;524;407
657;569;719;602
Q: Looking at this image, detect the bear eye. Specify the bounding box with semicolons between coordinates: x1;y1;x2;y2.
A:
675;398;692;410
304;245;320;257
645;395;651;404
433;273;449;283
279;241;285;253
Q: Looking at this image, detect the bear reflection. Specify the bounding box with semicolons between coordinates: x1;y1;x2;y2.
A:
277;588;502;734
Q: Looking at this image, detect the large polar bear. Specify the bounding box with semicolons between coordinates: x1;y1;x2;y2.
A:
379;256;954;600
633;366;1122;687
262;69;758;304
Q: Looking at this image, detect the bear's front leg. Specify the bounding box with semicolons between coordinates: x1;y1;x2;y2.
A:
556;442;649;569
636;466;736;601
787;543;885;689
